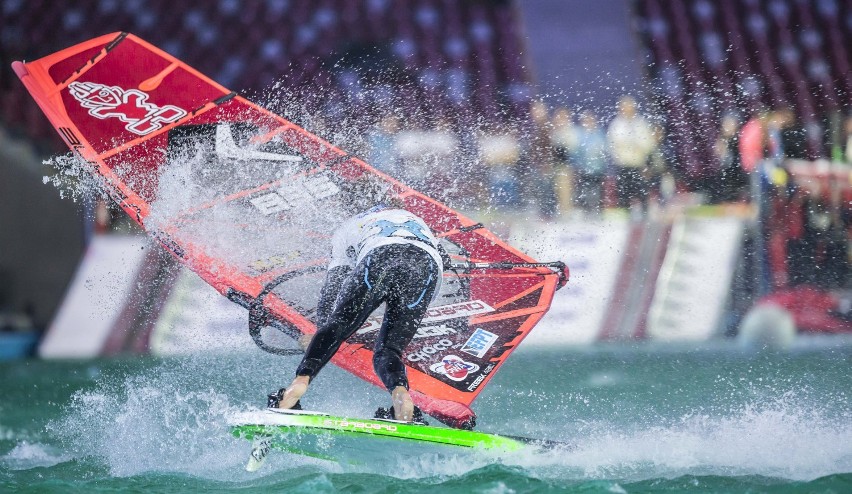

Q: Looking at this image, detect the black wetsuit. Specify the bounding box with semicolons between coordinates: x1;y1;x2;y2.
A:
296;243;438;391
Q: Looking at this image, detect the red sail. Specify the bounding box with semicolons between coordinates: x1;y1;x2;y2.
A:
14;33;560;428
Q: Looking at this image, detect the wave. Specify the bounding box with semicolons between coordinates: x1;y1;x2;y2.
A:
43;354;852;484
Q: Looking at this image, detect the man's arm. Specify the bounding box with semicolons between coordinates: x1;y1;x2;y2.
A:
314;265;351;328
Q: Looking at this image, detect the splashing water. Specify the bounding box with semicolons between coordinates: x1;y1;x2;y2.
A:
42;153;108;205
20;348;846;487
50;371;247;478
1;442;70;471
517;395;852;482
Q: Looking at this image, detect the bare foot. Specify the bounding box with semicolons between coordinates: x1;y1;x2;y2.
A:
391;386;414;422
280;376;309;409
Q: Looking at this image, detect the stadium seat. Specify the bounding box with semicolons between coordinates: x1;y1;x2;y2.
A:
1;0;531;155
634;0;850;175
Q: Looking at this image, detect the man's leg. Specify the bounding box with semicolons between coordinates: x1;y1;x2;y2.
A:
616;167;630;209
373;252;437;420
278;256;385;408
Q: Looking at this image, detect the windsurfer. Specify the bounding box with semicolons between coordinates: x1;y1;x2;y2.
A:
273;190;445;422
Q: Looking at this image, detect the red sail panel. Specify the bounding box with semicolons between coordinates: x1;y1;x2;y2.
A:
14;33;560;428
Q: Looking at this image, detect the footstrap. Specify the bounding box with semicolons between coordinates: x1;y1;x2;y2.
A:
374;405;429;425
267;389;302;410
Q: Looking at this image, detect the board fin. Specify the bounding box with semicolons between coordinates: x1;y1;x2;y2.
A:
245;437;271;472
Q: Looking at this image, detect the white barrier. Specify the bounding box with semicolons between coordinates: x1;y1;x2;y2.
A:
646;216;743;341
510;216;630;347
39;235;148;358
148;268;256;355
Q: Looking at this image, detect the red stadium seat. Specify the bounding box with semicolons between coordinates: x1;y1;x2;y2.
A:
1;0;531;147
634;0;850;176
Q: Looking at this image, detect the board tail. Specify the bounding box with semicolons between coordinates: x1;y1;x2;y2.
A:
412;391;477;430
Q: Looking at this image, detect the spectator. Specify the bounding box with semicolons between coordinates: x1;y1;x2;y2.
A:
424;117;461;202
524;101;559;219
478;125;521;208
550;107;578;164
451;119;483;209
550;107;578;213
768;107;808;161
739;107;774;293
394;122;431;189
711;114;749;203
606;95;656;214
366;114;401;175
395;119;458;193
645;124;672;209
570;111;608;215
787;195;849;288
738;107;769;174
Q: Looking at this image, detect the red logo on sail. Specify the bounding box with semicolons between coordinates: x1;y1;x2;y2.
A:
429;355;480;382
68;81;186;135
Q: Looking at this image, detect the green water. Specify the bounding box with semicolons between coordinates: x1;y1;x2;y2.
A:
1;343;851;493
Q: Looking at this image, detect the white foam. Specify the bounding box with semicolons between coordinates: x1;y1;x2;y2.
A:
1;441;70;470
47;358;354;480
501;393;852;482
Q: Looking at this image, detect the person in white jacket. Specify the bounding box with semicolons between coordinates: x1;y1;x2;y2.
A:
273;194;444;422
606;96;656;211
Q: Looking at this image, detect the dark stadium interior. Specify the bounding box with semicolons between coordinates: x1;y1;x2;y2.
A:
1;0;851;339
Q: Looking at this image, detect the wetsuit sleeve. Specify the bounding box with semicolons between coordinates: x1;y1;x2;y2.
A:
314;265;351;327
